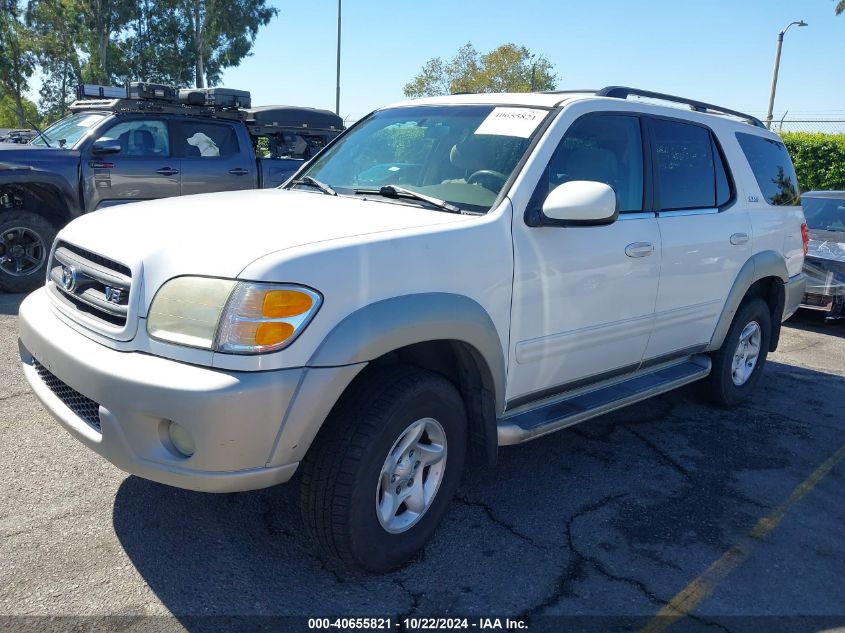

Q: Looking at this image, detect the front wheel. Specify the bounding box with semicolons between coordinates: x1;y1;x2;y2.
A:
699;297;772;406
0;212;57;293
300;366;467;572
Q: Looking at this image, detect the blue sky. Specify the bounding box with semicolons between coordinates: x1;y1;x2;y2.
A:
219;0;844;124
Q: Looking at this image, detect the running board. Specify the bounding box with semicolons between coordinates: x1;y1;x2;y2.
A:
497;355;711;446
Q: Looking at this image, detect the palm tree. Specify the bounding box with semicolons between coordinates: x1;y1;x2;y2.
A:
837;1;845;15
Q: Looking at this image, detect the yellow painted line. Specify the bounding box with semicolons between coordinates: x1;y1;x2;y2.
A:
639;441;845;633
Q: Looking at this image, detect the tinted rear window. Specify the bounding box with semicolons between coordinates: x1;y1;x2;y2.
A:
735;133;799;206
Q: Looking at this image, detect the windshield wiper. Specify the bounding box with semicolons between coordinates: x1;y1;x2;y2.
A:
27;119;51;148
353;185;465;214
288;175;337;196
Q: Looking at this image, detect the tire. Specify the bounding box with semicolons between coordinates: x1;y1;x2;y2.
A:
699;297;772;406
0;211;57;293
300;365;467;572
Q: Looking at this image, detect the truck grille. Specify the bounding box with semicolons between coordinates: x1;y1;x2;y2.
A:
49;242;131;327
33;360;102;432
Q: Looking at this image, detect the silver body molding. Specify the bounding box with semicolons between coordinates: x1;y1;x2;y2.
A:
706;250;797;352
307;293;508;413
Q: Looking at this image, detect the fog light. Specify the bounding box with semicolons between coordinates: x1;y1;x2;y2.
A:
168;421;195;457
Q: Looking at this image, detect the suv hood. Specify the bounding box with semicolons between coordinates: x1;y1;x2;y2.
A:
58;188;471;310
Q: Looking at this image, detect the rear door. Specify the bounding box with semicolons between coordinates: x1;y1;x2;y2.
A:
82;117;180;209
174;119;255;195
643;116;752;361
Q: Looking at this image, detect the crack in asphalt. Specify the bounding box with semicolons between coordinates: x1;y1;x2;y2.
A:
393;577;424;631
519;493;667;620
624;426;694;484
453;495;541;547
0;391;29;403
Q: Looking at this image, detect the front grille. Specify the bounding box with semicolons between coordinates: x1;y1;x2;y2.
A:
49;242;131;327
33;360;102;432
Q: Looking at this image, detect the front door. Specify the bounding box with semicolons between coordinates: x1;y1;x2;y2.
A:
82;118;179;210
508;111;661;406
642;116;752;361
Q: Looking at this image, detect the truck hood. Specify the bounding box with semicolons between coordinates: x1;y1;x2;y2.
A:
0;145;81;170
58;188;471;308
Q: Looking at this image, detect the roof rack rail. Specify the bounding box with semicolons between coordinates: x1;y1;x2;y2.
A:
596;86;765;128
68;97;246;121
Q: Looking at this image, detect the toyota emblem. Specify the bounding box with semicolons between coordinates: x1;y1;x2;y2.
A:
60;265;78;292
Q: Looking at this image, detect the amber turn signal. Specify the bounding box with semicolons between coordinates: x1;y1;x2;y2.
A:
262;290;314;318
255;321;295;346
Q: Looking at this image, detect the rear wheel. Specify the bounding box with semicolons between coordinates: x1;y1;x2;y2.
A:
0;212;57;293
699;297;772;406
300;365;467;572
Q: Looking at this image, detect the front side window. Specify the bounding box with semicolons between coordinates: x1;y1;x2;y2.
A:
652;119;719;211
177;121;240;158
297;105;551;213
30;112;106;148
538;113;644;212
100;119;170;157
736;132;800;206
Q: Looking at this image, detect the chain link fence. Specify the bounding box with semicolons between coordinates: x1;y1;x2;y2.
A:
769;120;845;134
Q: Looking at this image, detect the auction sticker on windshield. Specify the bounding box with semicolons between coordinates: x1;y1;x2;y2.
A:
474;107;547;138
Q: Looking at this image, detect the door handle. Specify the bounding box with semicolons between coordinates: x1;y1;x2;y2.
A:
730;232;750;246
229;168;250;176
625;242;654;258
155;167;179;176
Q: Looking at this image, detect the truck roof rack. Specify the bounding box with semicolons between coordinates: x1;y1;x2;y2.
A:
69;97;246;121
594;86;766;128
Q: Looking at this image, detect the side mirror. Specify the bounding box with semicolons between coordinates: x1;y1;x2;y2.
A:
92;138;122;155
541;180;618;226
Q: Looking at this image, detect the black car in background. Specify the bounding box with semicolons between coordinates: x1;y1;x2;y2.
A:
800;191;845;319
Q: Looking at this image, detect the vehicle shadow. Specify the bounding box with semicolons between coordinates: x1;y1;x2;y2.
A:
785;310;845;338
112;360;845;627
0;293;26;316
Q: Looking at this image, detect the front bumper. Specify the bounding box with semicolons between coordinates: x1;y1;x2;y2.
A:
18;288;357;493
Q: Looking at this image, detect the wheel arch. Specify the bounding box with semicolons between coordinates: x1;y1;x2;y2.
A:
284;293;507;467
0;174;81;228
707;251;788;353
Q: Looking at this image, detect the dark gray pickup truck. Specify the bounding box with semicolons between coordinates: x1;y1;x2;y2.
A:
0;87;343;292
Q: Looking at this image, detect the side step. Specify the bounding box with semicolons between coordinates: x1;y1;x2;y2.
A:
497;355;711;446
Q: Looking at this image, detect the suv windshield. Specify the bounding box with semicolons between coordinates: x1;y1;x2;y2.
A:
803;196;845;232
293;105;550;213
29;112;107;148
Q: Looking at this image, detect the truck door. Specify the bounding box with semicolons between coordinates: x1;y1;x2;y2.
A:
508;110;661;405
82;118;180;210
175;120;255;195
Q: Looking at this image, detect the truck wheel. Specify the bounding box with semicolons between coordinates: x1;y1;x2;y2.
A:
0;212;57;293
300;365;467;572
699;297;772;407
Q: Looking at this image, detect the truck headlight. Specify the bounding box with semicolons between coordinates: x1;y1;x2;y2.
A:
147;276;322;354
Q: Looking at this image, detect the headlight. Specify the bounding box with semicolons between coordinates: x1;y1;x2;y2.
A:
147;276;322;354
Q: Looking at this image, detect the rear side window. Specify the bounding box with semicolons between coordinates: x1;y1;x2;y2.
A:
177;121;240;158
735;133;800;206
652;118;729;211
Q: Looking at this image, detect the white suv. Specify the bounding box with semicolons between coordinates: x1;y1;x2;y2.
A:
18;87;807;571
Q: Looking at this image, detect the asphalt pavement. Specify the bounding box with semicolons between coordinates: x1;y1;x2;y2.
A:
1;292;843;633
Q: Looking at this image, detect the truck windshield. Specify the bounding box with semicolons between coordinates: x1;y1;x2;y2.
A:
803;196;845;232
29;113;107;148
293;104;551;213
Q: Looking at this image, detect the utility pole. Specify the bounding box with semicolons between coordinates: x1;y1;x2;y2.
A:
765;20;807;129
335;0;342;116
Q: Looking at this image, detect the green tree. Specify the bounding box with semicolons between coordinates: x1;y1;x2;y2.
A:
179;0;277;88
0;93;40;128
836;1;844;15
404;42;557;98
0;0;37;127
